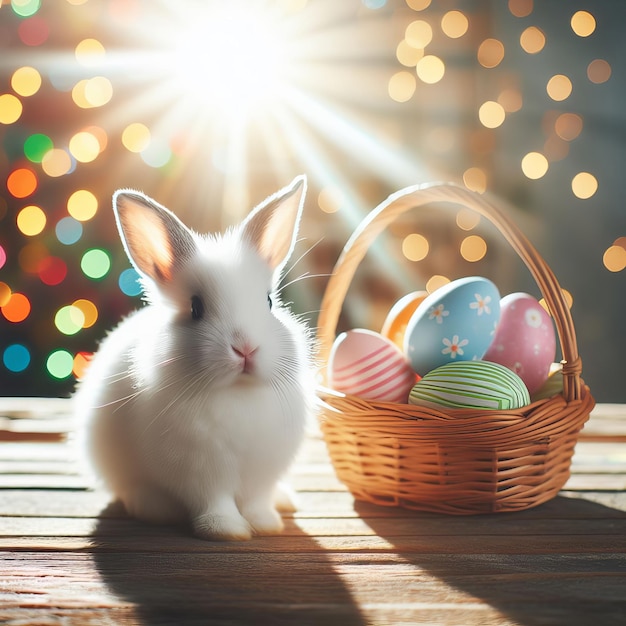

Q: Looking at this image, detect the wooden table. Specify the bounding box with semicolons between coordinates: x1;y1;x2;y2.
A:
1;399;625;625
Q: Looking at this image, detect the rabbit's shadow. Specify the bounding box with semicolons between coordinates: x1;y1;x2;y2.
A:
91;501;366;626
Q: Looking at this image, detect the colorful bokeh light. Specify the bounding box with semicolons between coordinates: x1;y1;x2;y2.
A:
3;344;31;373
80;248;111;280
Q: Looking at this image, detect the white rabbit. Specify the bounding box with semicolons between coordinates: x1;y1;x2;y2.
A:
74;176;314;541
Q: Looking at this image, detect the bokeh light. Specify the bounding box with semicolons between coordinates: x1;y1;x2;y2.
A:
11;66;42;97
572;172;598;199
462;167;487;194
16;205;46;236
402;233;429;261
571;10;596;37
460;235;487;262
67;189;98;221
11;0;41;18
55;305;86;335
46;350;74;379
73;299;98;328
81;248;111;280
18;15;50;46
1;292;31;323
122;122;151;153
0;94;23;124
426;275;450;293
75;38;106;66
546;74;573;101
73;352;92;379
508;0;533;18
118;268;143;297
456;208;481;231
497;88;523;112
0;282;11;307
317;187;345;214
587;59;611;84
521;152;549;179
405;20;432;48
41;149;73;177
519;26;545;54
441;11;468;39
388;71;416;102
477;38;505;68
24;133;54;163
3;344;31;373
555;113;583;141
7;168;38;198
396;40;424;67
55;216;83;245
603;246;626;272
69;131;101;163
38;256;68;286
478;101;506;129
415;55;445;84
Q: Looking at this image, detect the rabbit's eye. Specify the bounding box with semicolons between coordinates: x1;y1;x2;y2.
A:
267;293;273;310
190;295;204;321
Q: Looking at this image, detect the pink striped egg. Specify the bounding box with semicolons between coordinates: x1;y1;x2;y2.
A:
328;329;417;403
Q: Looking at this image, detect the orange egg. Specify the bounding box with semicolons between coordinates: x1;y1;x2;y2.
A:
381;291;428;349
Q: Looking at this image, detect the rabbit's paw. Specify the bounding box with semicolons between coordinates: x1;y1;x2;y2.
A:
274;481;297;513
192;512;252;542
243;505;284;536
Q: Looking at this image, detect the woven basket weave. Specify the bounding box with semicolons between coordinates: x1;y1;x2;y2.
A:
317;182;595;515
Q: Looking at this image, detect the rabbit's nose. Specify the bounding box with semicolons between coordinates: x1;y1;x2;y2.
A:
232;343;258;374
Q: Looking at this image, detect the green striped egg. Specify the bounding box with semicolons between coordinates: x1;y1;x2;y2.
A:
408;360;530;410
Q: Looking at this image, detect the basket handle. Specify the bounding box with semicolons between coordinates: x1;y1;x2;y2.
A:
317;182;583;402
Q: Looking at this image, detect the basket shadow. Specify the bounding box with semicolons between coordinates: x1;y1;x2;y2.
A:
353;495;626;626
90;502;367;626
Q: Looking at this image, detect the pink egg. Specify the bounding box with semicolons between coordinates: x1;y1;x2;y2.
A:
483;293;556;394
328;329;417;403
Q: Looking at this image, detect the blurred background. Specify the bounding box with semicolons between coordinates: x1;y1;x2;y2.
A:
0;0;624;400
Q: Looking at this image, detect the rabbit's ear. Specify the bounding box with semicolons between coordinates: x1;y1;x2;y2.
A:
241;175;307;272
113;190;196;283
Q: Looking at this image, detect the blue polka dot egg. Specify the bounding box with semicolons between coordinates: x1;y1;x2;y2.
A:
403;276;501;376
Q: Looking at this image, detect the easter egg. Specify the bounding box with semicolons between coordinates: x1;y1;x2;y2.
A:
328;329;417;403
381;291;428;349
530;363;564;401
408;360;530;410
403;276;501;376
483;292;556;394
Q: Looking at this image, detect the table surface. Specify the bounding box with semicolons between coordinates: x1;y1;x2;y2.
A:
0;398;625;626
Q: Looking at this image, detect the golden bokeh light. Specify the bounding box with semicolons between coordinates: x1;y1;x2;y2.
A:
402;233;429;262
519;26;545;54
462;167;487;194
441;10;469;39
460;235;487;262
41;149;72;177
571;10;596;37
546;74;572;101
497;88;523;112
405;20;432;49
122;122;151;153
479;101;506;129
426;275;450;293
69;131;100;163
539;289;573;314
0;94;23;124
456;208;481;231
508;0;533;18
521;152;549;179
406;0;432;12
603;246;626;272
396;40;424;67
11;66;42;97
388;71;416;103
17;206;46;237
572;172;598;199
477;38;505;68
587;59;611;84
554;113;583;141
72;77;113;108
415;55;445;84
73;299;99;328
67;189;98;221
75;38;106;67
317;186;345;214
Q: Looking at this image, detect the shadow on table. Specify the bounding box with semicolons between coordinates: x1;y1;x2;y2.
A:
91;502;366;626
354;494;626;626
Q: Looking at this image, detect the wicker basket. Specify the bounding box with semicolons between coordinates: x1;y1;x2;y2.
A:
317;182;595;515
